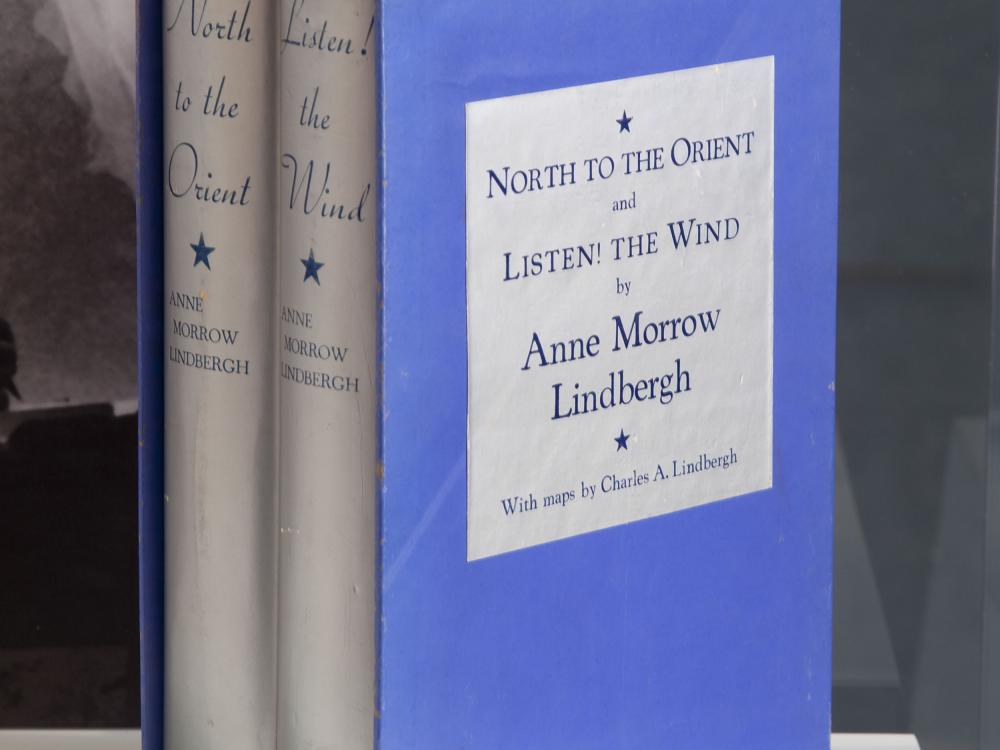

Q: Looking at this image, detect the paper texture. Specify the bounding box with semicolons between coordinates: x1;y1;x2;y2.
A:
466;57;774;560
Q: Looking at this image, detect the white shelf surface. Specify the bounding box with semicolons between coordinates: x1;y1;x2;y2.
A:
832;736;921;750
0;731;921;749
0;730;139;749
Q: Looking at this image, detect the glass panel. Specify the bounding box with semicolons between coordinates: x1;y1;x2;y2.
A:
833;1;999;748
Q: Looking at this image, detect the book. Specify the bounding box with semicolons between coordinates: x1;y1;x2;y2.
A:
275;0;377;747
160;2;277;748
138;1;840;747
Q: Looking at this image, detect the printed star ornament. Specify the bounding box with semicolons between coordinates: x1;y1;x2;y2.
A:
616;110;633;133
301;248;325;285
190;233;215;269
614;429;630;451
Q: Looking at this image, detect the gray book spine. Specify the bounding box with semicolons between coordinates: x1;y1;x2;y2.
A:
162;1;277;747
276;0;378;746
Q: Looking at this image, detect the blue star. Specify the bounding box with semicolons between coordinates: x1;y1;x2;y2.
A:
301;248;325;285
191;233;215;269
616;110;633;133
614;429;630;451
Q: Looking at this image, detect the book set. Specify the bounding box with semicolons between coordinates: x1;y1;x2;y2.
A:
138;0;839;747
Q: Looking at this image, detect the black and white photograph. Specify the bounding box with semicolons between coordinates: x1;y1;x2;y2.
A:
0;0;139;731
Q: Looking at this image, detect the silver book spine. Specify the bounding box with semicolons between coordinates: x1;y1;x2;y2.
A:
276;0;377;746
163;1;277;747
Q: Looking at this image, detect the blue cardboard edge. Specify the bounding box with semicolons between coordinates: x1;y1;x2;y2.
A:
136;0;164;747
373;2;386;747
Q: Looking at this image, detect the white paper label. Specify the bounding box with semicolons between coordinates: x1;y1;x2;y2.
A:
466;57;774;561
